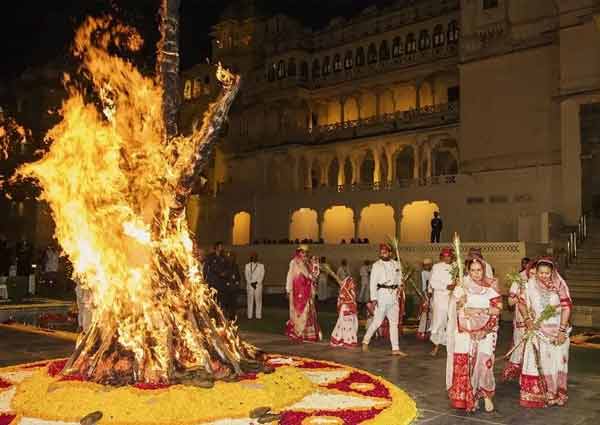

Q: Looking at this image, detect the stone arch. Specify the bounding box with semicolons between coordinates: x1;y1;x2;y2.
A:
289;208;318;241
360;150;375;184
419;82;434;108
432;139;459;175
322;206;354;244
380;152;389;184
395;146;415;181
359;204;396;242
344;158;354;185
393;85;417;112
232;211;251;245
327;99;341;124
328;157;340;187
344;97;360;122
400;201;440;242
361;91;377;118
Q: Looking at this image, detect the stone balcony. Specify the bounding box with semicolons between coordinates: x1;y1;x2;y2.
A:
309;101;459;144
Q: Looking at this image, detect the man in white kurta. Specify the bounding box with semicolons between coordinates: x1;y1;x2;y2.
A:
429;248;454;356
362;244;406;356
245;253;265;319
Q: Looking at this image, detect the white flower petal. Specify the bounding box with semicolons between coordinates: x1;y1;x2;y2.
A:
302;370;350;385
0;387;15;412
20;418;78;425
290;391;389;411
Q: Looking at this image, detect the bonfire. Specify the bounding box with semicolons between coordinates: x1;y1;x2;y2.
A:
9;1;267;386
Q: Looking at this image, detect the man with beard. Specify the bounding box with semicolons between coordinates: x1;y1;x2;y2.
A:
361;243;406;356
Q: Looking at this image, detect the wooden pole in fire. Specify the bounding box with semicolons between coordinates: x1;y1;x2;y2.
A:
157;0;181;139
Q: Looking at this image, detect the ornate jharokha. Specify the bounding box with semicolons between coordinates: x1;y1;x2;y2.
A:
15;1;268;386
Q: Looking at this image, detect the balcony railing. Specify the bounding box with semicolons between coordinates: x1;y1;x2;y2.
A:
309;102;459;143
306;174;458;194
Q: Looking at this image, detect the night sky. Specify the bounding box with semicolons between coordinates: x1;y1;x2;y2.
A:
1;0;391;81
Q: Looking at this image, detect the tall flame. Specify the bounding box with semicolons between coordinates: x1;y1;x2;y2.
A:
15;16;262;385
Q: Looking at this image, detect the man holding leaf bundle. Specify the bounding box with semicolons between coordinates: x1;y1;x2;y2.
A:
362;243;407;356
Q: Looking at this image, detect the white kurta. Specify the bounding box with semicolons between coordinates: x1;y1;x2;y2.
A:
362;259;403;351
429;262;452;346
417;269;433;338
245;261;265;319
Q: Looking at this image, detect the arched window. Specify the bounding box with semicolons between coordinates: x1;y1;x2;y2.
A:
405;33;417;54
433;24;445;47
367;43;377;64
267;64;276;81
448;20;459;44
392;36;403;57
277;60;286;79
183;80;192;100
300;61;309;81
312;59;321;79
333;54;342;72
344;50;353;69
193;78;203;98
418;30;431;50
355;47;365;66
288;58;297;77
322;56;331;75
379;40;390;61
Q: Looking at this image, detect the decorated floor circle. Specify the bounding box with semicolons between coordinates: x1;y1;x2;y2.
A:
0;355;417;425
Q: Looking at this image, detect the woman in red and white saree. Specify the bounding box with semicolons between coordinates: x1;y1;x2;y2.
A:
502;261;536;381
285;248;322;342
447;258;502;413
330;276;359;348
518;258;572;408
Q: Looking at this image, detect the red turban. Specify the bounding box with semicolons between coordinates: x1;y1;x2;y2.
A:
440;247;454;258
379;243;392;252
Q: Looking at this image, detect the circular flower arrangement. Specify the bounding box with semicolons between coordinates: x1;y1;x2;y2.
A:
0;355;416;425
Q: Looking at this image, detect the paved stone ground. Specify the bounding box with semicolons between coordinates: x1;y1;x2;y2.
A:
1;322;599;424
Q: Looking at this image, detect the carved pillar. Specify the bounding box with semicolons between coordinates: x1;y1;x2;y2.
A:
317;209;325;241
320;159;328;186
373;152;381;184
413;145;420;180
353;208;361;240
337;155;346;186
340;98;345;123
415;81;421;110
307;160;313;189
353;157;361;184
394;209;403;241
386;150;394;184
375;91;381;117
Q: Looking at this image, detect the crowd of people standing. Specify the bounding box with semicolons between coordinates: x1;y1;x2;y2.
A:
276;242;573;413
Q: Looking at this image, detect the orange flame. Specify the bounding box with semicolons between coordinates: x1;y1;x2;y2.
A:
15;16;253;384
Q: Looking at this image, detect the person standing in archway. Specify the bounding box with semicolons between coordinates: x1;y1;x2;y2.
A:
361;243;407;356
431;211;443;243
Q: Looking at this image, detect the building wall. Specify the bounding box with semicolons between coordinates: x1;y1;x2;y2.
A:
460;45;560;172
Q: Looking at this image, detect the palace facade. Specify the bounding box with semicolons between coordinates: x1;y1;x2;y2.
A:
182;0;600;247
